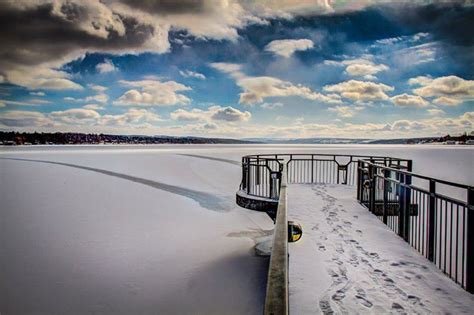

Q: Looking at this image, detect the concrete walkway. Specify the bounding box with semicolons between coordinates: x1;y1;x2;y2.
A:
288;184;474;314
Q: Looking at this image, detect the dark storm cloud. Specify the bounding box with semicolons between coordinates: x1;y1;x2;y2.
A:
0;0;168;89
0;3;156;65
382;3;474;46
119;0;208;14
379;3;474;71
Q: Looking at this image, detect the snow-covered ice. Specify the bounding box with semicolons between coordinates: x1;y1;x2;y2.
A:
288;184;474;314
0;147;274;314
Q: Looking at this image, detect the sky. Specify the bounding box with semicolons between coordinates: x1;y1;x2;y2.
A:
0;0;473;139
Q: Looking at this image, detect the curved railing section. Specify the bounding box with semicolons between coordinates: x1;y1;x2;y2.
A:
238;153;412;201
236;153;474;293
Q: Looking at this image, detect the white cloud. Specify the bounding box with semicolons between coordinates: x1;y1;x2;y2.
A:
83;104;105;110
101;108;162;126
85;93;109;103
427;108;445;116
408;76;433;86
171;106;251;122
327;105;364;118
114;79;191;106
211;106;251;122
0;99;50;106
211;62;341;105
324;58;388;79
345;63;388;79
179;70;206;80
96;59;118;73
391;94;428;107
432;96;462;106
30;91;46;96
265;39;314;58
88;84;108;92
323;80;394;101
261;102;283;109
50;108;101;124
170;108;207;121
0;110;51;127
412;75;474;102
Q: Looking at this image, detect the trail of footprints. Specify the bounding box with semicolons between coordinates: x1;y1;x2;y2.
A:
311;185;428;314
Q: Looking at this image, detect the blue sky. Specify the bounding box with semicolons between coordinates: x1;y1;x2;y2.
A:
0;1;472;139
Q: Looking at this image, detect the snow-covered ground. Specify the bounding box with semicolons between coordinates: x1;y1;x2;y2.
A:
0;144;472;314
288;184;474;314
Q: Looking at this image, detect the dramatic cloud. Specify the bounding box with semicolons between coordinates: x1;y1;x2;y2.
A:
323;80;394;101
96;59;118;73
391;94;428;108
114;79;191;106
179;70;206;80
211;62;341;105
265;39;314;58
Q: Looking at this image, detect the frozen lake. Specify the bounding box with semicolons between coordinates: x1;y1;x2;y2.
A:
0;144;472;314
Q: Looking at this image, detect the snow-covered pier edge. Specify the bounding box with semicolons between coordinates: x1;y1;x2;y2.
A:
264;166;289;315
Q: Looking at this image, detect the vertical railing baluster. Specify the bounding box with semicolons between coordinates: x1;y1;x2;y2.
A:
465;188;474;293
368;163;375;214
399;173;406;238
427;180;436;262
383;169;389;224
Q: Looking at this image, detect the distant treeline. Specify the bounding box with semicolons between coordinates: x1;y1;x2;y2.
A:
0;131;257;145
1;131;472;145
369;133;473;144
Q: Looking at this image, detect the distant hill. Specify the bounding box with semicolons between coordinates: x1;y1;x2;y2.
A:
1;131;472;145
0;132;260;145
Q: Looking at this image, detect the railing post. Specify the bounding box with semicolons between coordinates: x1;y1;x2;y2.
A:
256;157;260;185
404;166;412;242
368;163;375;213
246;158;250;195
383;169;389;224
427;180;436;262
311;154;314;184
466;187;474;293
357;161;362;202
398;173;405;238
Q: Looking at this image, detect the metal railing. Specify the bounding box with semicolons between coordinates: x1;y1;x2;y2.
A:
238;153;473;293
239;154;412;200
357;160;474;292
